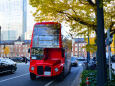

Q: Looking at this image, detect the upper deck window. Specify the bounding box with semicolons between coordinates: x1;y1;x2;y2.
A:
32;24;60;48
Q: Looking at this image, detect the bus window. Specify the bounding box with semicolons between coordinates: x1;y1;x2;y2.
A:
32;24;60;48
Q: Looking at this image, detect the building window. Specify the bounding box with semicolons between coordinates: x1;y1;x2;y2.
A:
75;44;77;46
75;47;77;51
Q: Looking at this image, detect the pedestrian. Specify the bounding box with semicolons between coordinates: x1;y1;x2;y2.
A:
25;57;27;64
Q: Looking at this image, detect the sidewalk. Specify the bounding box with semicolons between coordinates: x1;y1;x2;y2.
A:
71;66;84;86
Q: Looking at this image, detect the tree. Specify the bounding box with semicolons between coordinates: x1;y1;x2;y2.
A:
3;46;10;57
29;0;114;52
29;0;114;35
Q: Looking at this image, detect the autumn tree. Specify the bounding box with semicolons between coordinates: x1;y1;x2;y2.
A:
3;46;10;57
29;0;115;52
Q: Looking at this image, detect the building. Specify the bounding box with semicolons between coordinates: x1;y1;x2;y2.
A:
0;0;35;40
72;38;87;57
25;30;32;40
1;30;17;40
0;39;31;57
0;0;23;39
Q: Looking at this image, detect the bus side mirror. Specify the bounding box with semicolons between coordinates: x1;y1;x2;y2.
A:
62;48;65;57
28;48;30;53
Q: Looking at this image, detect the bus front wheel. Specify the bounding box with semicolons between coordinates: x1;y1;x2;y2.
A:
57;69;65;81
30;73;36;80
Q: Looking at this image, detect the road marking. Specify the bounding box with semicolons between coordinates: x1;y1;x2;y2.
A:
44;81;54;86
0;73;29;83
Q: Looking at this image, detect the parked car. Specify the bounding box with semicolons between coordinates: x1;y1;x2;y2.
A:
76;57;87;66
0;58;17;74
71;57;78;66
88;58;96;70
111;55;115;62
10;57;23;62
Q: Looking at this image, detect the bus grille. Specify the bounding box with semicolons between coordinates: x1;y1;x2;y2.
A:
37;66;43;75
45;66;51;71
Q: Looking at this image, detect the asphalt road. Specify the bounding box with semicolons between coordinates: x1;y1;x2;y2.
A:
0;63;83;86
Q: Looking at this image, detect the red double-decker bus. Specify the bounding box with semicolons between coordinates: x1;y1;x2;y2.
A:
29;22;71;80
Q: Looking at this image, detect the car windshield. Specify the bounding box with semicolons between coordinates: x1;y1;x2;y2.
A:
77;59;86;61
32;24;60;48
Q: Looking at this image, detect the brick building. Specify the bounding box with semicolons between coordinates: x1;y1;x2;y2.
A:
71;38;87;57
0;40;31;58
72;38;96;58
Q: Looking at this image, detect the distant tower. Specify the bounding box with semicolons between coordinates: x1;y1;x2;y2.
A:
22;0;27;40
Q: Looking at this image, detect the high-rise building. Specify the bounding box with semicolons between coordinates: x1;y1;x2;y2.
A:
0;0;35;41
1;30;17;40
25;30;32;40
0;0;23;40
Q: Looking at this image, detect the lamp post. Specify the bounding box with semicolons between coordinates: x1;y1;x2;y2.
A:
87;28;90;63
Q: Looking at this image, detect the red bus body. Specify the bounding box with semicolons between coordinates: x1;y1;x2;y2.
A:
29;22;71;79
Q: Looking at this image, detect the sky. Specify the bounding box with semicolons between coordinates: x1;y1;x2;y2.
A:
0;0;70;40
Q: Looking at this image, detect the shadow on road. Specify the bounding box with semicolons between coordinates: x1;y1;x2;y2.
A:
0;72;14;77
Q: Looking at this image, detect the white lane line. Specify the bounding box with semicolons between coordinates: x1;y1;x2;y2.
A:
44;81;54;86
0;73;29;83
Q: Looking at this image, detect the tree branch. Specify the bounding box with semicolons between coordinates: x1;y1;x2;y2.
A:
87;0;96;6
57;10;97;30
79;0;96;7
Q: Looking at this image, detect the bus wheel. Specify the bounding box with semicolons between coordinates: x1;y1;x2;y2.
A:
30;73;36;80
57;69;65;81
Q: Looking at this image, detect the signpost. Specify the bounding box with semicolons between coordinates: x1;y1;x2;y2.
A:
106;29;113;80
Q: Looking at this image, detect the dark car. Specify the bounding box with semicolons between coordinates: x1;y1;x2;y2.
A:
88;58;96;70
71;57;78;66
10;57;23;62
111;55;115;62
0;58;17;74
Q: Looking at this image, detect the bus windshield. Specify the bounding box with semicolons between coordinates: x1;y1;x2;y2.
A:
32;24;60;48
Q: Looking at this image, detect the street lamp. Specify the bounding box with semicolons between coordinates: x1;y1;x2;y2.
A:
87;28;90;69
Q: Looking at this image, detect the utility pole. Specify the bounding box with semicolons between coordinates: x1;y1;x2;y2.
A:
96;0;107;86
87;28;90;64
107;29;112;80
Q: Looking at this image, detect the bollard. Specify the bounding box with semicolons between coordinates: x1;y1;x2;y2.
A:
86;77;90;86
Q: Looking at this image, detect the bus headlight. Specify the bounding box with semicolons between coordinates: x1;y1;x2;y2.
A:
55;68;58;72
31;66;34;71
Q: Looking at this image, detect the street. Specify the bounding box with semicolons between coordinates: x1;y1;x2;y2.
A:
0;63;83;86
